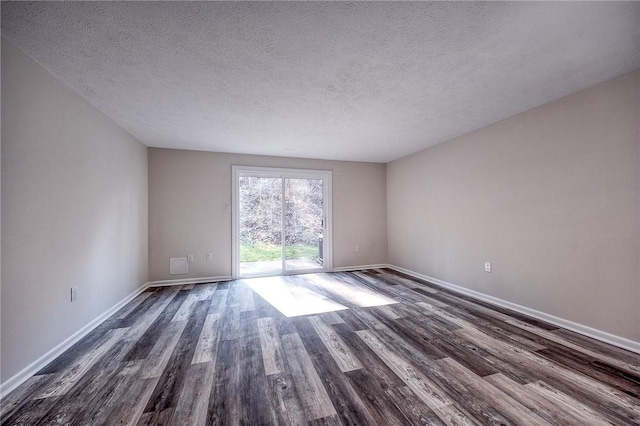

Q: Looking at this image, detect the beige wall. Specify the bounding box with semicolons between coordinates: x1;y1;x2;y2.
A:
148;149;387;281
1;38;149;382
2;32;637;390
388;71;640;342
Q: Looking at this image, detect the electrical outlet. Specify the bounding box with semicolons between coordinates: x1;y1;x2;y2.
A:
206;253;213;260
225;204;231;213
355;245;360;253
71;287;78;302
484;262;492;273
187;254;194;263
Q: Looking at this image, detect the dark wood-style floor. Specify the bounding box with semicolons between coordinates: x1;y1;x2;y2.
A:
2;269;640;425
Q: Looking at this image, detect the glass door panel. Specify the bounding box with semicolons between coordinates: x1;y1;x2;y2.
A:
238;176;283;276
284;178;324;272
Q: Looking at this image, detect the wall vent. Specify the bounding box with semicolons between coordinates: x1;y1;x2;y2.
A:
170;257;188;275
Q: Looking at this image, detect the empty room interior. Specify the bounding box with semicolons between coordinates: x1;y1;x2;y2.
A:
1;1;639;425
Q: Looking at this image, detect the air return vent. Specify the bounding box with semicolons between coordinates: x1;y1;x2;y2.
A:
170;257;188;275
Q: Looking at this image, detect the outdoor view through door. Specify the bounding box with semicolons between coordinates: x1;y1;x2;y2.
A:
233;167;332;277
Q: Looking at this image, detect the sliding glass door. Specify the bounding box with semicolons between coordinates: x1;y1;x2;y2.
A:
233;167;332;278
284;177;324;272
238;176;283;276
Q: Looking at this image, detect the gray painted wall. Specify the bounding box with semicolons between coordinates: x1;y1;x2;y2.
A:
148;148;388;282
1;38;149;382
387;70;640;342
2;33;638;390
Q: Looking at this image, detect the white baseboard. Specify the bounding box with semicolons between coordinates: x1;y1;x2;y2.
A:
332;264;390;272
147;275;233;287
388;264;640;355
0;283;149;399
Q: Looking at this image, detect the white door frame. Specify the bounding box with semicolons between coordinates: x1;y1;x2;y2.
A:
231;165;333;279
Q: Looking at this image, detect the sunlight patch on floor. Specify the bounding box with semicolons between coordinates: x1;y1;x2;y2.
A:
307;273;398;308
246;276;348;317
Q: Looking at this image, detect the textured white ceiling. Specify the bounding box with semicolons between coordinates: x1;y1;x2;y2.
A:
2;2;639;163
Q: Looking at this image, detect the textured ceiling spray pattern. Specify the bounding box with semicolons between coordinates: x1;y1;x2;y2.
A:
2;2;639;162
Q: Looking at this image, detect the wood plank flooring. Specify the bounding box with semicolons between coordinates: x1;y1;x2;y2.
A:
2;269;640;425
